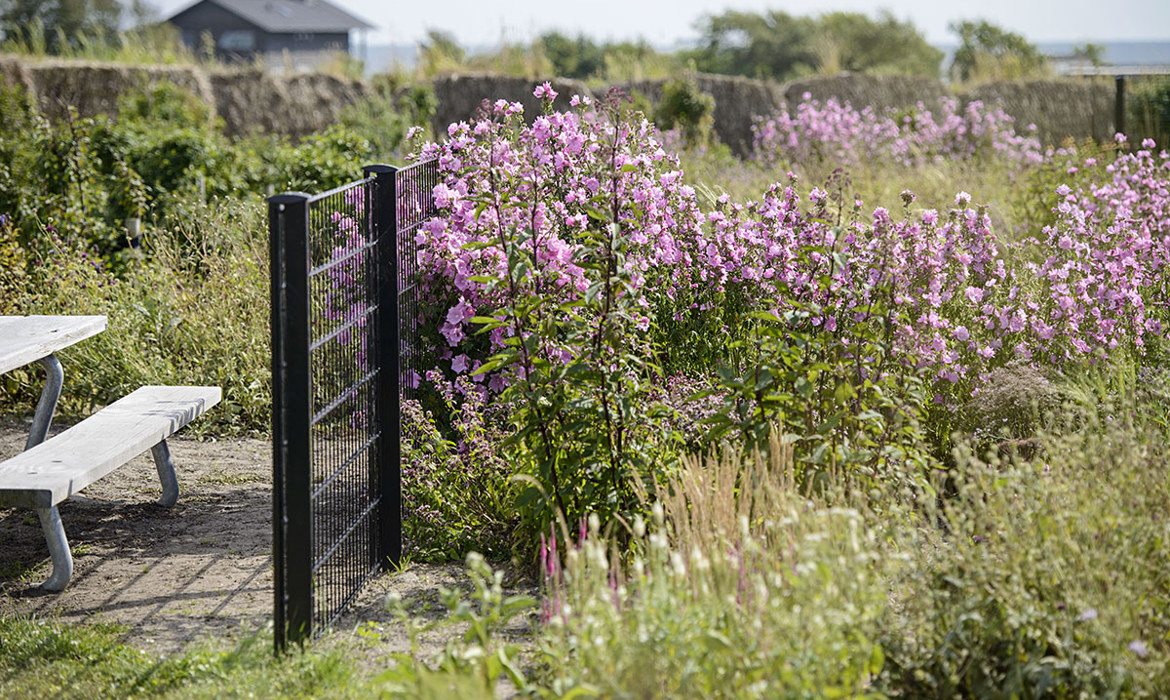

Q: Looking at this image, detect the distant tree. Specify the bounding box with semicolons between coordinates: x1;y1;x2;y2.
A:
538;32;606;79
0;0;122;53
689;9;940;81
949;19;1046;82
816;11;942;77
688;10;817;80
654;76;715;144
614;41;667;79
419;29;466;75
1073;42;1106;67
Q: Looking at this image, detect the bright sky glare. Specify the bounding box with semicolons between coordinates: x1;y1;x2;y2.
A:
152;0;1170;47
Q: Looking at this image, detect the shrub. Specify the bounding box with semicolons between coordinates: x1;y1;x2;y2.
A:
962;359;1061;444
339;82;436;162
1;198;272;434
412;86;705;538
1129;76;1170;146
400;375;519;560
882;382;1170;695
653;77;715;147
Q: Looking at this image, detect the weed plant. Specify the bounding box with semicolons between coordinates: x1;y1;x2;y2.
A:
3;196;271;433
883;375;1170;696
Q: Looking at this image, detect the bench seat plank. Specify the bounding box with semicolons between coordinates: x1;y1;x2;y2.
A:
0;385;221;509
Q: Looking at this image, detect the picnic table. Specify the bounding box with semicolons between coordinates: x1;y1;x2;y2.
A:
0;314;221;591
0;315;107;449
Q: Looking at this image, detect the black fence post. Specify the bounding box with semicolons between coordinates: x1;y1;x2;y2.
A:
363;164;402;570
1115;75;1127;138
269;191;314;651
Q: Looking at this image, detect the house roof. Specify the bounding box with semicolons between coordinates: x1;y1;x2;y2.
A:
168;0;375;33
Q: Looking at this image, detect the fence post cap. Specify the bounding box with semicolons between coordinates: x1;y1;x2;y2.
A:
268;192;313;205
362;164;396;175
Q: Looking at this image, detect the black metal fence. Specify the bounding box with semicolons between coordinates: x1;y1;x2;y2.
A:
269;159;438;649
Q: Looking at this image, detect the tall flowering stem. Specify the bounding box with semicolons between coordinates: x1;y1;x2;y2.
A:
411;88;694;533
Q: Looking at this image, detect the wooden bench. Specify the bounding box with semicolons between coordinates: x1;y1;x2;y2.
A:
0;385;221;591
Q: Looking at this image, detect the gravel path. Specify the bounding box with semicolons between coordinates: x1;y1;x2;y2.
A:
0;418;535;667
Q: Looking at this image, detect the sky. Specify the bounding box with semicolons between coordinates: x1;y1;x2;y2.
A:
152;0;1170;47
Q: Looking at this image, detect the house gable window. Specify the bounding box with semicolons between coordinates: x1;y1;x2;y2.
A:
219;30;256;51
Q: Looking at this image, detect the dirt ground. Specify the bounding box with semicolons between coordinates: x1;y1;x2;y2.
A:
0;417;535;666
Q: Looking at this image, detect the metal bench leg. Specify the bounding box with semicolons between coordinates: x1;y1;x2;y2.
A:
25;355;64;450
152;440;180;507
36;506;73;592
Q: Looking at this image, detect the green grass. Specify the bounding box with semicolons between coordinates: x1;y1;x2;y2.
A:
0;617;378;699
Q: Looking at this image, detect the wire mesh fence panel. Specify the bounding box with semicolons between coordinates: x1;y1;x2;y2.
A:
394;159;439;401
269;160;438;650
307;180;381;635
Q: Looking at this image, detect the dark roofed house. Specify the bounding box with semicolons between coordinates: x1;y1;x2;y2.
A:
166;0;374;70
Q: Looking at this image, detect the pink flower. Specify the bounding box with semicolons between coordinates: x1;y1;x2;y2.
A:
451;354;469;373
965;286;984;303
1008;309;1027;333
533;82;558;100
439;322;465;347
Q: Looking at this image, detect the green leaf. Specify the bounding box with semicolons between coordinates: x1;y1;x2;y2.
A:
868;644;885;675
747;310;783;323
497;647;528;687
585;206;608;221
702;631;733;651
501;595;538;617
834;381;856;403
818;412;842;434
483;653;503;680
471;359;504;375
754;369;774;392
514;486;542;509
558;686;601;699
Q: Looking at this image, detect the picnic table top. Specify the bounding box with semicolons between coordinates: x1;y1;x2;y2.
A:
0;315;107;375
